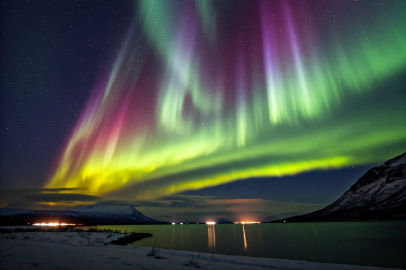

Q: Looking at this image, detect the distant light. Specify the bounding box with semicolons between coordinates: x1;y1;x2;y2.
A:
172;223;176;225
206;221;216;225
33;222;76;226
180;223;183;225
236;221;260;224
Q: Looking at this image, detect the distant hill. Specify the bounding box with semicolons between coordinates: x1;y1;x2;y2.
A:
272;152;406;222
0;201;169;225
0;215;27;226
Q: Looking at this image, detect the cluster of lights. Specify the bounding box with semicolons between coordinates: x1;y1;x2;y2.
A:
170;221;259;225
32;222;77;226
234;221;261;224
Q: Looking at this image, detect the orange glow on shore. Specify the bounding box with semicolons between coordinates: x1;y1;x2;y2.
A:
32;222;77;226
206;221;216;225
234;221;261;224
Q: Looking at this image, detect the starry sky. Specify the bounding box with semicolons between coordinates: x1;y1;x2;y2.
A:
1;0;405;222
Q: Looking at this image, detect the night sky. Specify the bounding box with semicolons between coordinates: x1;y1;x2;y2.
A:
1;0;405;223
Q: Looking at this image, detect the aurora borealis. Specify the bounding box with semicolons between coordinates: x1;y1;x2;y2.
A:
44;0;406;199
1;0;405;220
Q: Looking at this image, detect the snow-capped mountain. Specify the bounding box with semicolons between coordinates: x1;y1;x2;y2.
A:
273;152;406;222
0;201;168;225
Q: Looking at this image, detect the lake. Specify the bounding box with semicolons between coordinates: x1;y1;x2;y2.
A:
98;222;406;269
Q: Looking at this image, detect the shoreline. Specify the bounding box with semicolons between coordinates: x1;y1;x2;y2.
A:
0;231;401;270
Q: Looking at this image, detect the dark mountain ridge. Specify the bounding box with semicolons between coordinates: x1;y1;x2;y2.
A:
0;201;168;225
272;152;406;222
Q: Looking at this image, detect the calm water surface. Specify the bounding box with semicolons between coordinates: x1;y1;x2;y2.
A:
98;222;406;269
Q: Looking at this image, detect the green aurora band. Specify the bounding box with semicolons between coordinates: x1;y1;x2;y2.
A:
46;0;406;200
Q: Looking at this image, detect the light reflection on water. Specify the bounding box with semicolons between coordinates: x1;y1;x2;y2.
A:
242;224;247;251
207;224;216;248
97;222;406;269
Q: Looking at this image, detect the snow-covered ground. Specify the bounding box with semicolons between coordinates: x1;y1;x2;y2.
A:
0;231;400;270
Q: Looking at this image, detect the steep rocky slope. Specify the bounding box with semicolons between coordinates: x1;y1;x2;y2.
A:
273;152;406;222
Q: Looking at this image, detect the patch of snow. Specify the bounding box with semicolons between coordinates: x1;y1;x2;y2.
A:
388;154;406;167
